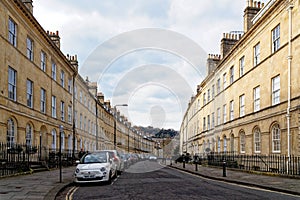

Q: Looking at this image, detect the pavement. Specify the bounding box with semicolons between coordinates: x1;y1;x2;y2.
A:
0;166;76;200
169;161;300;196
0;162;300;200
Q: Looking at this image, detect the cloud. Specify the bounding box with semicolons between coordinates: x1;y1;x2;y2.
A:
33;0;248;129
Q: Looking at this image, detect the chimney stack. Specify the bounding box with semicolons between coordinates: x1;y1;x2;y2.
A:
47;30;61;49
220;33;242;58
243;0;263;32
104;100;111;110
22;0;33;14
67;54;79;72
87;82;98;97
206;54;221;75
97;92;105;104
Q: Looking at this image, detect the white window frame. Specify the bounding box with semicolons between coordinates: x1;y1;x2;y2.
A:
272;75;280;105
52;62;56;81
223;104;227;123
60;70;65;88
26;124;32;146
239;56;245;77
7;118;15;148
26;79;33;108
254;128;261;153
8;66;17;101
41;51;46;72
272;24;280;53
8;18;17;47
239;95;245;117
240;132;245;153
230;100;234;121
51;129;57;149
207;115;210;130
230;66;234;84
254;86;260;112
272;124;281;153
26;37;34;61
68;105;72;123
207;89;210;102
41;88;46;113
61;101;65;121
68;78;72;93
217;78;221;94
51;96;56;118
254;43;260;66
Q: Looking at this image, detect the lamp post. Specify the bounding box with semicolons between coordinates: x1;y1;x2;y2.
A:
113;104;128;149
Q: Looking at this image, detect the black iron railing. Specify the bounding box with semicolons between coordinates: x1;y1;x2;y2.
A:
205;151;300;176
0;142;79;177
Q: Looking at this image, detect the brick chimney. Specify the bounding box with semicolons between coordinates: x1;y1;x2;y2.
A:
220;33;242;58
206;54;221;75
87;81;98;97
244;0;264;32
97;92;105;104
67;54;78;72
47;31;61;49
22;0;33;14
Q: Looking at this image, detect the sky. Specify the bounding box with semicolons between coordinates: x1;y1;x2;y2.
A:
33;0;248;130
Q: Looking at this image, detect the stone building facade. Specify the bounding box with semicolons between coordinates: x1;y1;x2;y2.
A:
180;0;300;157
0;0;154;157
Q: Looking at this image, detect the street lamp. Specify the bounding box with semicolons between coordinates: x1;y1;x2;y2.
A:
113;104;128;149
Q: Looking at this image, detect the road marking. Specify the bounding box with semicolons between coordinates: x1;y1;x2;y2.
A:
66;186;79;200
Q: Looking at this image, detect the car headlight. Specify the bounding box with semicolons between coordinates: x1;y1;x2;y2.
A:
100;167;106;172
75;168;80;173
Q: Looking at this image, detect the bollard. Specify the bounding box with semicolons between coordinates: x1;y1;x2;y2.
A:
195;162;198;171
183;160;185;168
223;160;226;177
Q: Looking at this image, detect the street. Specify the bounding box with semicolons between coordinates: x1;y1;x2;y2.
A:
60;160;299;200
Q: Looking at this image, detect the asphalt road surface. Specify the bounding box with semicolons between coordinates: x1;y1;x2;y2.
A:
66;160;299;200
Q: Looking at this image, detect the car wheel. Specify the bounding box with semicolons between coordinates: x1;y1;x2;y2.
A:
107;171;112;184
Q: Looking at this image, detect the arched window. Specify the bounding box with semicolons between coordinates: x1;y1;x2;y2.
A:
26;124;33;146
51;129;57;149
7;118;15;147
254;127;261;153
240;131;245;153
272;124;280;153
223;136;227;152
230;134;234;152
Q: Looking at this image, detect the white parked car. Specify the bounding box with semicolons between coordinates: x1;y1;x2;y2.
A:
74;151;117;184
98;150;124;175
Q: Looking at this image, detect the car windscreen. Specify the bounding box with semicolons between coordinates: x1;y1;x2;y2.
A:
83;153;108;164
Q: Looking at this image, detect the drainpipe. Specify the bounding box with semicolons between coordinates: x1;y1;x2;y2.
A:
286;0;293;173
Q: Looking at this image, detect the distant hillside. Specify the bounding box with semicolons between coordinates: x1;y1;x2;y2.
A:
154;128;178;138
133;126;178;138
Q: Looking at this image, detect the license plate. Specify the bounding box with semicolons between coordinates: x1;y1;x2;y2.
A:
84;173;95;178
